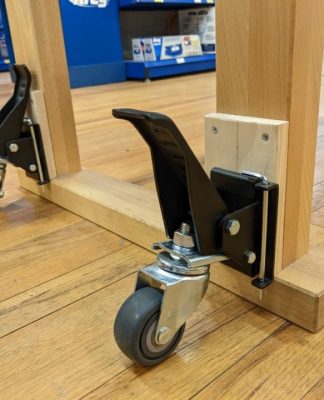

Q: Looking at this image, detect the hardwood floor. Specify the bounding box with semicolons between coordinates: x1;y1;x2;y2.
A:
0;71;323;400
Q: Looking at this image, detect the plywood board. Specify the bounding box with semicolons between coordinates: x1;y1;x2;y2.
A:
205;113;288;273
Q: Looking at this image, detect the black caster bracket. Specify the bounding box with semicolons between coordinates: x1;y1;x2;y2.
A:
0;65;50;198
113;108;279;285
112;108;279;366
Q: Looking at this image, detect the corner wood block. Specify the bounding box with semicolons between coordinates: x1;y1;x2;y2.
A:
205;113;323;332
205;113;289;275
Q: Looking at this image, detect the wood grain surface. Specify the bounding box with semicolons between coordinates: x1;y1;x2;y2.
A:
0;68;323;398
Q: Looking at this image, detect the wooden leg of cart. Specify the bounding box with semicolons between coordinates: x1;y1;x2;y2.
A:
5;0;324;331
207;0;324;331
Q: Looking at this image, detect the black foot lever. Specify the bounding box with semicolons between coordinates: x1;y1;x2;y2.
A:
113;108;279;285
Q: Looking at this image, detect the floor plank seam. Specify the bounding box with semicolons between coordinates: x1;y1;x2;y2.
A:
78;366;136;400
300;376;324;400
0;250;137;339
79;305;257;400
189;321;290;400
0;217;83;254
0;243;132;306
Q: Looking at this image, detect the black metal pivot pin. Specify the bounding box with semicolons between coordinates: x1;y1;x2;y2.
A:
113;108;279;367
0;65;50;198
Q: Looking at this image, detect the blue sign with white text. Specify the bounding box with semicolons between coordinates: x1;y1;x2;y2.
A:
59;0;125;87
68;0;109;8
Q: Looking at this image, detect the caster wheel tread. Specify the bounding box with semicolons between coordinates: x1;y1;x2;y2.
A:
114;287;185;367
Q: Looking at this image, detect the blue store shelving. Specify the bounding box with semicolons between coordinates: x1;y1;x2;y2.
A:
0;0;15;71
120;0;216;79
126;54;215;79
0;0;215;86
59;0;126;88
120;0;214;10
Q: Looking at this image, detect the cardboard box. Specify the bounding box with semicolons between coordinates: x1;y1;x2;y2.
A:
178;7;216;53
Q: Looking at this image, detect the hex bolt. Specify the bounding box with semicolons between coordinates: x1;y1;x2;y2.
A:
180;222;191;235
245;251;257;265
29;164;37;172
226;219;240;236
9;143;19;153
212;126;219;134
24;118;33;126
157;327;173;345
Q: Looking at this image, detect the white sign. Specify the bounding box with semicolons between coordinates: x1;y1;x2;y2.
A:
68;0;109;8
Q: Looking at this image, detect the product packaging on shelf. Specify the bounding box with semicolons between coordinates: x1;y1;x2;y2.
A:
178;7;216;53
132;35;203;62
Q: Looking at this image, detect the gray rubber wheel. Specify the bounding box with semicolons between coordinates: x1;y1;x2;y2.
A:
114;287;185;367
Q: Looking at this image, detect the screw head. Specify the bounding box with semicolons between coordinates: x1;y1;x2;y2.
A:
29;164;37;173
245;251;257;265
0;190;4;198
212;126;219;134
9;143;19;153
226;219;240;236
157;327;173;345
262;133;270;142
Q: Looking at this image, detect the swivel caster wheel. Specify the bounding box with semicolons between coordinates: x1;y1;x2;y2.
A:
114;287;185;367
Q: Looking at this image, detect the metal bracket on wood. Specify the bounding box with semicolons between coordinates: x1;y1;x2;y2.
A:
0;65;50;197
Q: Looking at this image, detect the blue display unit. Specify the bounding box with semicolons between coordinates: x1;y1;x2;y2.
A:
0;0;15;71
120;0;214;9
59;0;126;88
126;54;215;80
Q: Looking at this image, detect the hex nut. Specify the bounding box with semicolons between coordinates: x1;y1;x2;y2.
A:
226;219;240;236
245;251;257;265
9;143;19;153
157;327;173;345
29;164;37;172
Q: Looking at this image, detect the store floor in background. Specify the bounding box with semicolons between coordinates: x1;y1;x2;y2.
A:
0;71;323;399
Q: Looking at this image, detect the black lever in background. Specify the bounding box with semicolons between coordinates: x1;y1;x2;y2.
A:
0;64;50;198
0;64;31;157
112;108;228;256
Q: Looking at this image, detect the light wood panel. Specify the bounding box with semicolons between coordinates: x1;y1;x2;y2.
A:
210;262;321;332
216;0;324;267
5;0;81;175
286;0;324;266
205;114;288;274
18;169;164;251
